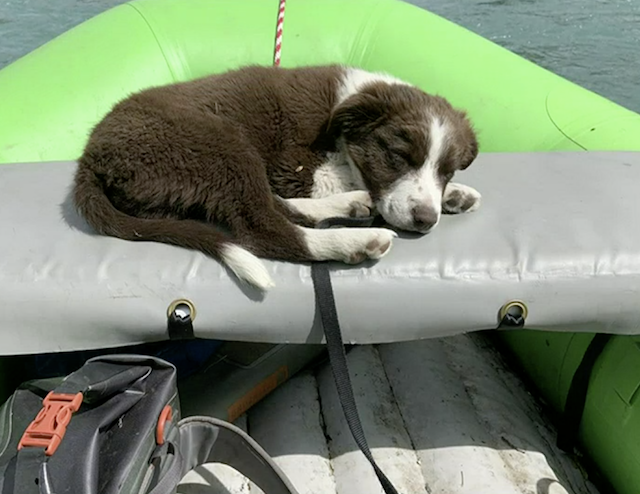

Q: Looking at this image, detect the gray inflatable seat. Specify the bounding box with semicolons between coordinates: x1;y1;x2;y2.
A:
1;151;639;355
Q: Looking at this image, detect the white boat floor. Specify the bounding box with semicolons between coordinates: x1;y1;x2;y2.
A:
177;334;600;494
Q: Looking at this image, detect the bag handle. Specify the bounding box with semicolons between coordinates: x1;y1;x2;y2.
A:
148;416;299;494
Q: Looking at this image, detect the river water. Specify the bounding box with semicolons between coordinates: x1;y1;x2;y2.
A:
0;0;638;112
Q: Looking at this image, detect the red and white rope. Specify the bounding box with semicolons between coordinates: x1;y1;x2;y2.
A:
273;0;286;66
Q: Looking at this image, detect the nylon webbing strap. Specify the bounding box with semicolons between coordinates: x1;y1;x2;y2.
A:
268;8;400;489
2;448;44;494
147;417;299;494
311;217;401;494
557;333;612;452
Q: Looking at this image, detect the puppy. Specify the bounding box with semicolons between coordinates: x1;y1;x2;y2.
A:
73;65;481;290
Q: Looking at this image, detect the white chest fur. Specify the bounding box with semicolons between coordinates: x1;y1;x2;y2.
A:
311;152;366;199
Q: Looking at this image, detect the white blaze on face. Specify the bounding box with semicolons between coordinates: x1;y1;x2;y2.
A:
377;117;449;232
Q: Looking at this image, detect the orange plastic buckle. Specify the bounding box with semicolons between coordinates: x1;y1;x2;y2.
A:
17;391;83;456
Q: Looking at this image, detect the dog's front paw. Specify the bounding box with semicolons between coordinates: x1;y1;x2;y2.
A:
342;227;396;264
335;190;375;218
304;226;396;264
442;183;481;214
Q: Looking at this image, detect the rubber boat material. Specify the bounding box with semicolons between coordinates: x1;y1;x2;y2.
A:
1;0;640;493
2;0;640;164
1;151;640;353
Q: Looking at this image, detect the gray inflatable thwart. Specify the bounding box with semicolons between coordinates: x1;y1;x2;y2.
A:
1;151;639;355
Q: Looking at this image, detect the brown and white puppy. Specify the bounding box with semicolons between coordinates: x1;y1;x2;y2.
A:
73;65;481;290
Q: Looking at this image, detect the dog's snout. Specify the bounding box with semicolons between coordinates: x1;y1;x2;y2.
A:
411;205;438;231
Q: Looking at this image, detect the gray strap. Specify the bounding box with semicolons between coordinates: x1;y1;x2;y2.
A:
148;416;299;494
146;443;183;494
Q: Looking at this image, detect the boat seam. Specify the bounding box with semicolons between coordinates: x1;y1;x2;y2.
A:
374;345;429;492
347;0;387;66
545;90;588;151
311;369;338;490
126;3;179;83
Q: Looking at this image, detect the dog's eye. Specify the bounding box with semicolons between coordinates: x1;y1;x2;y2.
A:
389;149;416;168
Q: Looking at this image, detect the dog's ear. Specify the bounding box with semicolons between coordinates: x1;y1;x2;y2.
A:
327;92;387;140
457;115;479;170
459;134;478;170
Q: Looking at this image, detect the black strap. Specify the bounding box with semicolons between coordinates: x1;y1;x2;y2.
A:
497;311;526;329
311;216;401;494
557;333;612;452
2;448;44;494
167;302;195;340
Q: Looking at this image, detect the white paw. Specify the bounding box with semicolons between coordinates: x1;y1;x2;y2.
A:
302;226;396;264
335;190;375;218
342;227;396;264
442;183;482;214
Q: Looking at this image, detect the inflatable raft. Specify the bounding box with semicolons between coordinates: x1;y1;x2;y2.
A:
1;0;640;492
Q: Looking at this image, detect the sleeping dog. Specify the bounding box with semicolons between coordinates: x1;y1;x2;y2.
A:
73;65;481;290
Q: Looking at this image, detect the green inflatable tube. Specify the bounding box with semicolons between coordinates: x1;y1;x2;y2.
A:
1;0;640;492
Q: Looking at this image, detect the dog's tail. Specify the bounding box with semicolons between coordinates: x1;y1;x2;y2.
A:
72;166;275;291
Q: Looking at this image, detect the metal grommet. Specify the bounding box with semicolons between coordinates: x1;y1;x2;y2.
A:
167;298;196;322
167;299;196;340
498;300;528;328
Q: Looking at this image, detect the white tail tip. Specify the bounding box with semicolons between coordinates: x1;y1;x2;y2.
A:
221;244;275;291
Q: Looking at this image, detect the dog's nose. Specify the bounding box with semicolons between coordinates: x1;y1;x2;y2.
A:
411;205;438;231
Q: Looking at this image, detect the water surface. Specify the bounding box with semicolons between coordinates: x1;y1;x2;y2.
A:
0;0;638;112
416;0;640;113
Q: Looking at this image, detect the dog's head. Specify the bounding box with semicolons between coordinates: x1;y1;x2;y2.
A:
328;82;478;233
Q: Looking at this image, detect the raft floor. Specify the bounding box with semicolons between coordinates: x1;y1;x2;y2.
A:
178;334;599;494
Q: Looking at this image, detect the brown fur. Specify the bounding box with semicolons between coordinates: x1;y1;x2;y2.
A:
73;64;478;269
328;82;477;202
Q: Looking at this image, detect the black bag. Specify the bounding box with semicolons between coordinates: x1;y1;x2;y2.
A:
0;354;298;494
